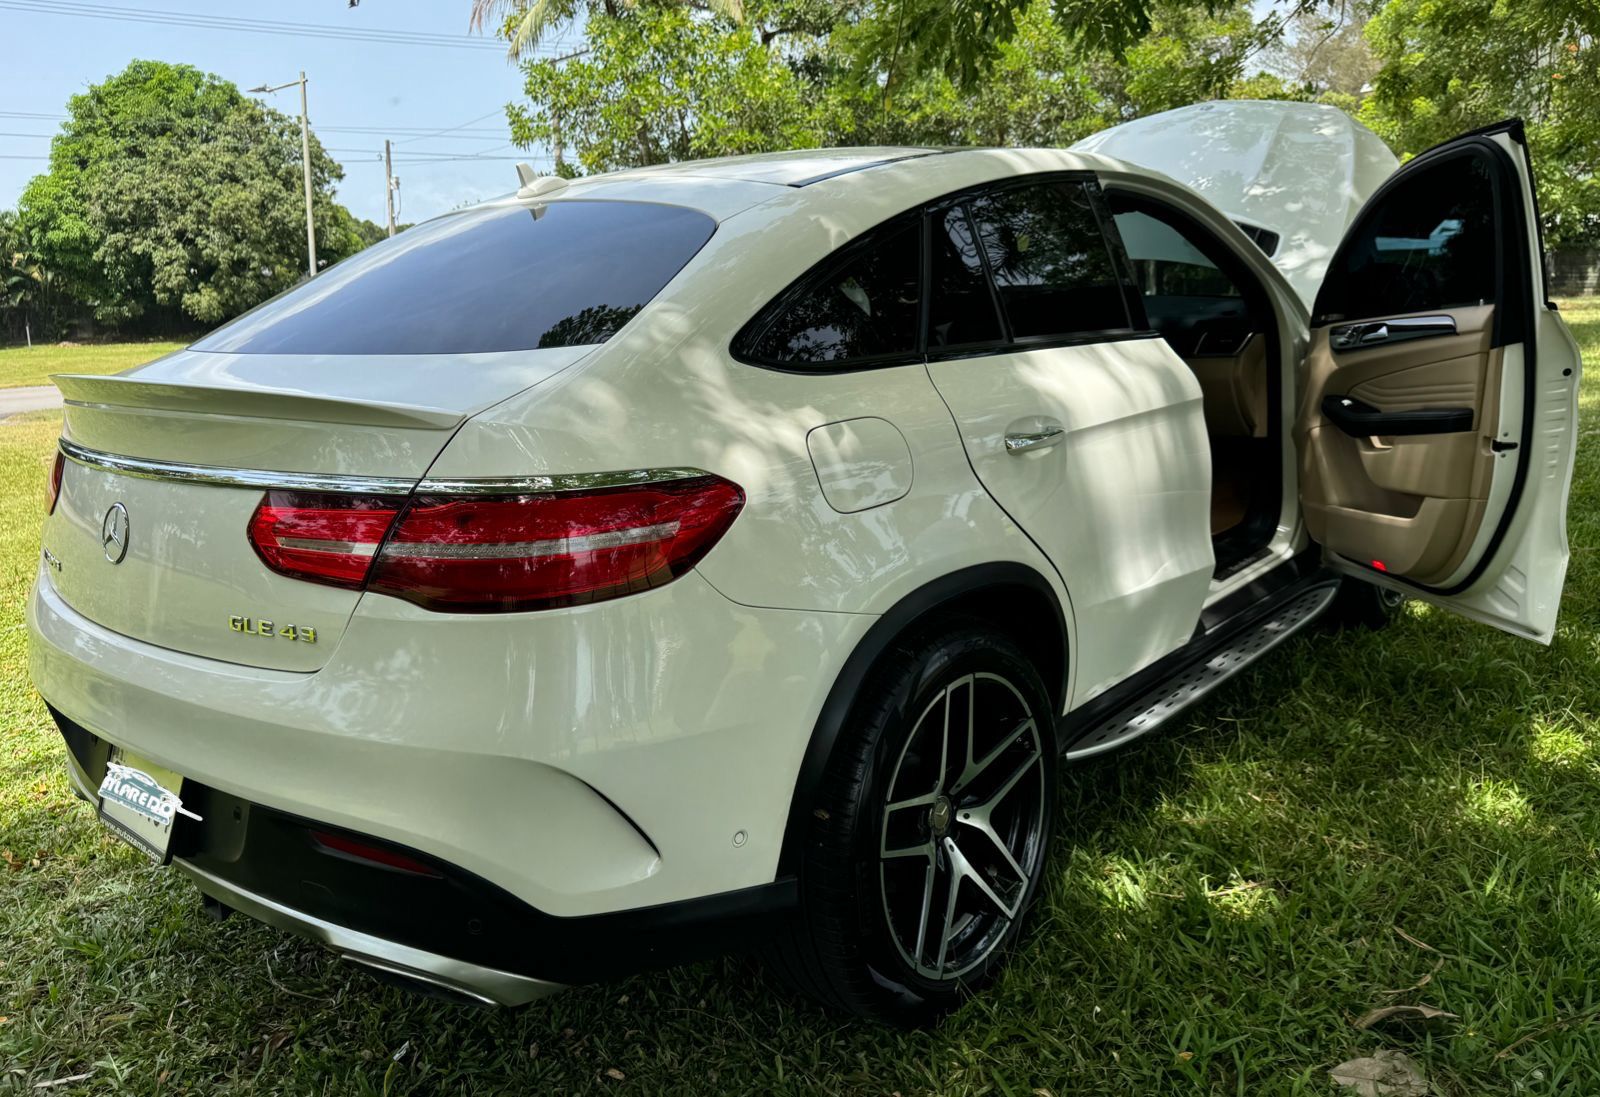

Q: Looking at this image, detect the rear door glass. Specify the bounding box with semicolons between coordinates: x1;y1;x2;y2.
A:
927;206;1004;350
966;181;1131;340
192;200;716;355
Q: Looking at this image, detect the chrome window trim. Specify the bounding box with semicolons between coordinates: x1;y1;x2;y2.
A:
59;439;711;497
59;439;418;496
414;469;712;495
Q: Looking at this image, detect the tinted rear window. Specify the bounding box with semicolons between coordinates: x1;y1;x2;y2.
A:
192;200;716;355
744;218;923;366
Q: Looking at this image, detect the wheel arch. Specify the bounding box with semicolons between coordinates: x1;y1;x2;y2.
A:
775;562;1069;878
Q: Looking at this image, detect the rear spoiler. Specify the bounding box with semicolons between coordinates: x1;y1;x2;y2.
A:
51;374;465;431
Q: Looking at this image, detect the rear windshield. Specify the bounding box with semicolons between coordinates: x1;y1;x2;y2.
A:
191;200;716;355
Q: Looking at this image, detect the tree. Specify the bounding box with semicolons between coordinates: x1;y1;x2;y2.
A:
1261;2;1379;102
17;60;370;330
1359;0;1600;245
504;0;1280;172
471;0;747;59
508;3;829;173
0;209;71;343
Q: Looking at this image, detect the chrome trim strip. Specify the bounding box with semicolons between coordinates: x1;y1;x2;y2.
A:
58;439;418;496
415;468;710;495
175;860;566;1007
60;439;711;498
382;521;680;560
277;537;381;557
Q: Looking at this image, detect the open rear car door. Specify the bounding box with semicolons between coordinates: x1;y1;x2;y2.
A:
1297;120;1582;642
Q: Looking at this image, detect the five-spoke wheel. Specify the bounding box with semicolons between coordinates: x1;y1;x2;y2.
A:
767;621;1056;1021
879;672;1047;981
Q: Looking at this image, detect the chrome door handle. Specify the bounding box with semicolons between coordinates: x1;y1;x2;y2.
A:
1004;425;1065;454
1330;315;1456;351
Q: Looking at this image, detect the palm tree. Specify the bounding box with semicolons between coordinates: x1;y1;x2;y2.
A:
469;0;745;59
0;210;62;345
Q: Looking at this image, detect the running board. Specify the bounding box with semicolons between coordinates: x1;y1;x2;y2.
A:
1063;582;1339;761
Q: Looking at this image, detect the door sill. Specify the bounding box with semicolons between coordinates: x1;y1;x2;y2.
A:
1061;574;1338;761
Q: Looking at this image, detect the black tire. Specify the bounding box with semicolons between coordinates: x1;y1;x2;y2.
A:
766;620;1058;1023
1323;576;1406;631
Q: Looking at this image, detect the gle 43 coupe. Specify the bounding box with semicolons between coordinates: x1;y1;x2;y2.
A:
29;102;1581;1022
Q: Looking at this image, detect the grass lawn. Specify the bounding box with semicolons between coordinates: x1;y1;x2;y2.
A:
0;341;186;389
2;304;1599;1095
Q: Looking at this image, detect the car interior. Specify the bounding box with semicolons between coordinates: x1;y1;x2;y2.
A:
1107;191;1283;576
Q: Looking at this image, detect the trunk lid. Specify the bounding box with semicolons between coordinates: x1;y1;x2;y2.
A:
1072;101;1399;309
43;346;590;671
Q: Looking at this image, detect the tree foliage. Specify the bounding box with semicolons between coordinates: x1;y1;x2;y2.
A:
510;3;828;172
498;0;1600;247
16;60;380;332
1358;0;1600;245
508;0;1284;175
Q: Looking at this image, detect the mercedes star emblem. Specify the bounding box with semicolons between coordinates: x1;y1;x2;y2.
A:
101;502;130;564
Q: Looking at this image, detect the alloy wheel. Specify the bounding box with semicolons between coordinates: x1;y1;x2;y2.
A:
878;671;1047;982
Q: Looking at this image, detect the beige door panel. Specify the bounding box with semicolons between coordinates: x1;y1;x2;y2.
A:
1297;304;1503;586
1349;356;1483;410
1296;304;1493;422
1183;332;1268;439
1354;430;1488;500
1304;498;1486;578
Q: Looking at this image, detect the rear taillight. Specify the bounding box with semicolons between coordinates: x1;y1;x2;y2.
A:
45;450;64;515
248;492;406;588
371;475;745;612
246;474;744;613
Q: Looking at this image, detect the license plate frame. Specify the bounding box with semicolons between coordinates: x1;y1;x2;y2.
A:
97;749;194;864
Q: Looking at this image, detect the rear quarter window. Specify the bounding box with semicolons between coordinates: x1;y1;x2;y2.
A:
192;200;716;356
736;217;923;368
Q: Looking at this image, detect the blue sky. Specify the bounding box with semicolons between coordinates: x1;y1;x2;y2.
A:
0;0;567;225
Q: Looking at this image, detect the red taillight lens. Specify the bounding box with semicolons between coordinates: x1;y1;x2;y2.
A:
45;450;65;515
246;474;745;612
369;475;745;612
248;492;405;588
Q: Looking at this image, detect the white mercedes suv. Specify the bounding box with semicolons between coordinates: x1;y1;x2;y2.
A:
28;103;1581;1022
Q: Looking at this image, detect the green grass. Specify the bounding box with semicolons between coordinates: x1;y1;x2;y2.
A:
0;341;186;389
3;305;1600;1095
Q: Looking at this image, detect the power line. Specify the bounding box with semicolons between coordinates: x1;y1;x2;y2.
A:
324;126;503;137
0;135;528;161
393;109;507;146
391;155;531;163
0;0;571;54
0;112;508;138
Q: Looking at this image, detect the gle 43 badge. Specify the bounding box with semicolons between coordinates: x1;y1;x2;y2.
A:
98;754;201;862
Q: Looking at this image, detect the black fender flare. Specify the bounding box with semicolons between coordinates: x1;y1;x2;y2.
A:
775;562;1070;878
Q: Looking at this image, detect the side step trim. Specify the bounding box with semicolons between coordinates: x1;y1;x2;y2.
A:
1064;581;1338;762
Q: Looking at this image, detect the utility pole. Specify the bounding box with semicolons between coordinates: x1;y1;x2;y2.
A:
384;139;397;237
298;72;316;276
249;73;318;278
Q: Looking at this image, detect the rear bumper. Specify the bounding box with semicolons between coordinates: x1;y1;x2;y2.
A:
29;563;870;919
180;862;565;1008
56;714;796;1001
